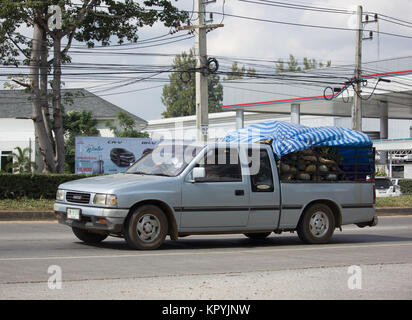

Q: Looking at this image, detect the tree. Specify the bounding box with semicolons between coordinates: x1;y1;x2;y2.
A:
275;59;286;73
63;110;100;173
303;57;332;70
106;111;149;138
161;49;223;118
224;61;256;80
6;147;37;173
287;54;301;72
0;1;187;173
276;54;332;73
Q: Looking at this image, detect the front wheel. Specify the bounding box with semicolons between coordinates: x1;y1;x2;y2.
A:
125;205;168;250
72;227;108;243
297;204;335;244
244;232;271;240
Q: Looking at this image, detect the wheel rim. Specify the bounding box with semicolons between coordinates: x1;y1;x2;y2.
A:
136;214;161;243
309;211;329;238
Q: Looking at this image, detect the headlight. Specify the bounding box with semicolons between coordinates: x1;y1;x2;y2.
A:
93;194;106;206
56;189;64;201
93;194;117;207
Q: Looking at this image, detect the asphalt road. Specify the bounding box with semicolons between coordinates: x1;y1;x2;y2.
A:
0;216;412;299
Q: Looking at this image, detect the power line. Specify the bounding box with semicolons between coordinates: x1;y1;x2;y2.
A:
378;17;412;29
239;0;354;14
373;13;412;27
209;11;412;40
70;33;193;50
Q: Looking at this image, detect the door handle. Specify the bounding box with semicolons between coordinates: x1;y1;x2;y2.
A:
235;189;244;196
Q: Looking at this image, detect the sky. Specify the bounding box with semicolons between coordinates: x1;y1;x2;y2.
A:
2;0;412;121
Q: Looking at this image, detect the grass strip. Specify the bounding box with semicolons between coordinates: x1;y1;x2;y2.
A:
376;194;412;208
0;199;55;211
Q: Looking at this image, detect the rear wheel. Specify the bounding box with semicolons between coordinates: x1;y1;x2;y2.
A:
72;227;108;243
297;204;335;244
125;205;168;250
244;232;271;240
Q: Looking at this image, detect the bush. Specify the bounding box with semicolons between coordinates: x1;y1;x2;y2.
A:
0;174;99;199
399;180;412;195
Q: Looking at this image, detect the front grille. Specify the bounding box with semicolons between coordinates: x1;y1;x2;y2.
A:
66;192;91;204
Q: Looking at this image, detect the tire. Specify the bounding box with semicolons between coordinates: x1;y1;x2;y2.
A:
244;232;271;240
124;205;168;250
297;203;335;244
72;227;108;243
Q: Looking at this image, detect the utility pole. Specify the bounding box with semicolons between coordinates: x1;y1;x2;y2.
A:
351;5;363;131
195;0;209;143
177;1;223;142
350;7;377;131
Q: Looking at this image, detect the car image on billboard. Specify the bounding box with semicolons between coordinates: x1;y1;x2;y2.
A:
110;148;136;167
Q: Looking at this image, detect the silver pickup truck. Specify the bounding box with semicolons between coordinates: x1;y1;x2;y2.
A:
54;142;378;250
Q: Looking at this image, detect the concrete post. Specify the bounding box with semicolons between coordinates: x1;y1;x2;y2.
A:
291;103;300;124
379;100;388;139
236;109;244;129
379;100;389;171
195;0;208;142
351;5;363;131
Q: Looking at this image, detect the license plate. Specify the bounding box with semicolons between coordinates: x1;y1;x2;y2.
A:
67;208;81;220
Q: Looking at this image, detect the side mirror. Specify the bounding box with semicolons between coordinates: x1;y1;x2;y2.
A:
192;167;206;181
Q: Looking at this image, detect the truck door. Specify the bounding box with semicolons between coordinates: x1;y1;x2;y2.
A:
180;146;249;229
246;147;281;229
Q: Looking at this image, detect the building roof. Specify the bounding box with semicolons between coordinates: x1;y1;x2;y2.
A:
373;138;412;152
0;88;147;125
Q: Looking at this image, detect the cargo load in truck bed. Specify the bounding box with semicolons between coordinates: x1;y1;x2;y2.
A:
222;121;374;182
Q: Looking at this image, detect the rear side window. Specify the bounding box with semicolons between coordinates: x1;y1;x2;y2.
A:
198;148;242;182
248;149;274;192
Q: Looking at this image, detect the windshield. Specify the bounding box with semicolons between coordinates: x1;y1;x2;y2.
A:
126;144;204;177
375;178;392;189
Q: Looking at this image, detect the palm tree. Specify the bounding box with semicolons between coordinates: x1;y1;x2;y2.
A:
6;147;37;173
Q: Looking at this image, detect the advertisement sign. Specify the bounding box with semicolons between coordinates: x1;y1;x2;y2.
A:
75;137;159;174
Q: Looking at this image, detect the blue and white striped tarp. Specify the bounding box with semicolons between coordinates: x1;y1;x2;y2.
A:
221;121;372;158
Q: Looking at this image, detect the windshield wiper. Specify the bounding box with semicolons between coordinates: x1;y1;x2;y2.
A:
150;173;173;177
127;171;146;175
128;171;172;177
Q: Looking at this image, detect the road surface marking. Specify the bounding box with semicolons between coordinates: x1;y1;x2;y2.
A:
0;221;57;224
343;226;412;231
0;242;412;262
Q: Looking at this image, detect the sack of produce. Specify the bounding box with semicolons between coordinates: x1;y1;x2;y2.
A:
279;146;345;182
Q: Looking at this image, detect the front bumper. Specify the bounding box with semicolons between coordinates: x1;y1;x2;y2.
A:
54;202;129;233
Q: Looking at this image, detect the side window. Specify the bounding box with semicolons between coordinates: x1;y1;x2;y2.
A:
248;149;274;192
197;148;242;182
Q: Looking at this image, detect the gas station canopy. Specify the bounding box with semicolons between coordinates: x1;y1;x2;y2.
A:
222;57;412;120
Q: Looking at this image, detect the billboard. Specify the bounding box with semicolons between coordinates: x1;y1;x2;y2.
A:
75;137;159;174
